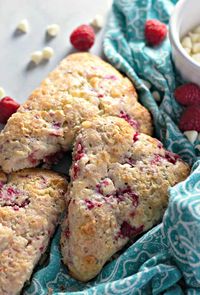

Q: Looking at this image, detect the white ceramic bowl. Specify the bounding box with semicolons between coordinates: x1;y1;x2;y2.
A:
169;0;200;85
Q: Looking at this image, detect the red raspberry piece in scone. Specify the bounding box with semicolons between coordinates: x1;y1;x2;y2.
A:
61;116;189;282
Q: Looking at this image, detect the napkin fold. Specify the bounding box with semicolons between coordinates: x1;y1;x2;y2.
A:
25;1;200;294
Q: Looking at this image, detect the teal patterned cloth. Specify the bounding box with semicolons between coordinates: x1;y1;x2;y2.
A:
25;0;200;294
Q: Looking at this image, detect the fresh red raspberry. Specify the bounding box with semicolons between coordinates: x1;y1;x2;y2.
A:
174;83;200;106
0;96;20;124
179;105;200;132
145;19;167;46
70;24;95;51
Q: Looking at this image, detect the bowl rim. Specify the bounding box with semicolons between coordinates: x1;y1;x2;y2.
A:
169;0;200;70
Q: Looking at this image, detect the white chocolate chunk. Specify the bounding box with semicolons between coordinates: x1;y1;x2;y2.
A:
181;36;192;49
184;130;198;144
193;25;200;34
91;14;104;29
31;51;43;64
191;53;200;63
192;43;200;54
195;144;200;151
0;87;5;99
42;47;54;59
152;91;161;102
100;178;115;195
17;19;29;33
184;47;191;54
189;33;200;43
46;24;60;37
141;79;151;89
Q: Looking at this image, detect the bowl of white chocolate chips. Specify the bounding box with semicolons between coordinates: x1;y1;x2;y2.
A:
181;25;200;64
169;0;200;86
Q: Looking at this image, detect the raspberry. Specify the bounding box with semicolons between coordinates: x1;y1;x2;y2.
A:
133;132;139;142
74;141;84;161
174;83;200;106
119;221;144;238
0;96;20;124
85;199;95;210
44;151;64;164
165;151;180;164
84;199;102;210
179;105;200;132
70;24;95;51
145;19;167;46
119;111;139;129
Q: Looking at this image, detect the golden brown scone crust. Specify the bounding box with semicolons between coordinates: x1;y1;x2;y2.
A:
0;53;152;173
0;168;67;295
60;116;189;282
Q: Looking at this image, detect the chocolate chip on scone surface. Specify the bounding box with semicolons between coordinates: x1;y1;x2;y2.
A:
0;53;152;173
60;116;189;282
0;169;67;295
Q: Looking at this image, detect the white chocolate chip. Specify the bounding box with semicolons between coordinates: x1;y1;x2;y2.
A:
189;33;200;43
91;14;104;29
141;79;151;89
191;53;200;63
192;42;200;54
152;91;161;102
42;47;54;59
195;144;200;151
184;130;198;144
17;19;29;33
181;36;192;49
193;25;200;34
100;178;115;195
0;87;5;99
184;48;191;54
31;51;43;64
46;24;60;37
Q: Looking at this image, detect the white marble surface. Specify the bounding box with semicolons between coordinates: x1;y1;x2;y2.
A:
0;0;111;103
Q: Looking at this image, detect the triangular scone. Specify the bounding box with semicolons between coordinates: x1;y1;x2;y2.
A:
0;169;67;295
61;116;189;282
0;53;152;173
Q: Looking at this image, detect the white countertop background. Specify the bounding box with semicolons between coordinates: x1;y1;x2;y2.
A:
0;0;111;103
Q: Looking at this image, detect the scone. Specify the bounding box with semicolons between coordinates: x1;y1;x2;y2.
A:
60;116;189;282
0;169;67;295
0;53;152;173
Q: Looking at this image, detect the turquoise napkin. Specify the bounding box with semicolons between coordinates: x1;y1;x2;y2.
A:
24;0;200;294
